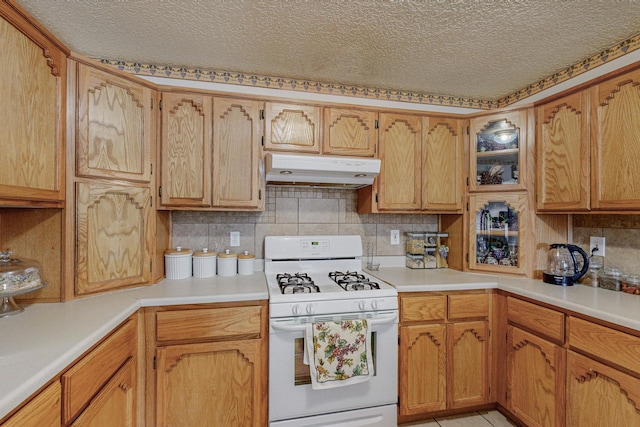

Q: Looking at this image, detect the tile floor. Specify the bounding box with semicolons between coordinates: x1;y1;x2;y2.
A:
403;410;518;426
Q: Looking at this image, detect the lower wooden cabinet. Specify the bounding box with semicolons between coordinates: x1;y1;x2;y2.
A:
146;301;268;427
0;382;61;427
399;292;490;422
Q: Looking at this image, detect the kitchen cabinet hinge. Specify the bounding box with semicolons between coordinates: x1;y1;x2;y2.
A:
159;100;163;111
150;261;153;273
375;194;379;203
374;144;376;154
466;253;469;263
150;163;153;175
466;202;469;211
259;189;262;200
153;356;157;370
260;109;265;120
150;98;153;110
466;177;469;186
261;135;264;146
375;119;379;129
466;126;470;135
158;186;162;197
150;196;153;207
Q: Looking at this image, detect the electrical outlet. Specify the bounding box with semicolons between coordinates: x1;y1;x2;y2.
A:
390;229;400;245
590;236;606;257
230;231;240;247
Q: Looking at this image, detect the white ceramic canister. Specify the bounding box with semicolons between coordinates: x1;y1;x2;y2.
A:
217;249;238;276
164;246;193;280
192;248;217;278
237;250;255;275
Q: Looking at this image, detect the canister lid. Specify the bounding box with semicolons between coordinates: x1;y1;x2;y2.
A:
193;248;217;257
218;249;238;259
238;250;255;260
164;246;192;256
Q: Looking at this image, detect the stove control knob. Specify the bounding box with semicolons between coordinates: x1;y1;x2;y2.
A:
358;300;366;311
306;304;316;314
291;304;301;316
371;299;379;310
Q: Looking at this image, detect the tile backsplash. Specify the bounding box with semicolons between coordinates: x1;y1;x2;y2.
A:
171;186;438;259
573;215;640;274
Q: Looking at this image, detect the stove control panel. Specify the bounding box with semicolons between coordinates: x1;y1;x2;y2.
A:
271;297;398;319
300;239;330;253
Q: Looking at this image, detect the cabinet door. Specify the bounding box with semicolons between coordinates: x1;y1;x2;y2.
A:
0;381;61;427
592;68;640;210
71;358;136;427
399;324;446;416
536;90;590;212
468;192;527;275
155;339;264;427
76;64;152;183
0;9;66;204
566;350;640;427
469;110;527;192
422;117;464;212
377;113;422;211
264;102;321;153
212;98;264;209
447;321;489;409
323;108;377;156
507;326;565;427
160;92;212;207
75;182;152;296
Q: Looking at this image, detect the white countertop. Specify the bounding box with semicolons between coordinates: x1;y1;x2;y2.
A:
3;267;640;420
0;273;268;420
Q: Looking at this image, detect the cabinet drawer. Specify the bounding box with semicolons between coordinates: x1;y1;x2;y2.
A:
507;297;564;343
156;305;262;342
400;295;446;322
62;317;136;424
448;293;489;320
569;316;640;374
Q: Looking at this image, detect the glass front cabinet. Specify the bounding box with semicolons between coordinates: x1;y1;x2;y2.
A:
468;193;527;275
469;110;528;192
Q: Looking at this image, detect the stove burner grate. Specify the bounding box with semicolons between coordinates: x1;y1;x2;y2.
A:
329;271;381;291
277;273;320;294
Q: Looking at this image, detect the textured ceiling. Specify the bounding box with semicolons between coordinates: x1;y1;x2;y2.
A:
15;0;640;104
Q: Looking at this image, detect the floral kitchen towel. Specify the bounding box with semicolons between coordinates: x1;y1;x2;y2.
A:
304;319;374;390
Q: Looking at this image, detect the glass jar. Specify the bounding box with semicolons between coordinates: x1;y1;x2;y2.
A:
581;256;603;288
599;267;623;291
621;274;640;294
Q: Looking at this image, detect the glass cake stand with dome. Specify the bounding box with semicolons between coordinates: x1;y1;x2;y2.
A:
0;250;47;317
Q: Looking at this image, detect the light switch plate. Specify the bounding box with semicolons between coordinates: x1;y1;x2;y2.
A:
390;229;400;245
230;231;240;247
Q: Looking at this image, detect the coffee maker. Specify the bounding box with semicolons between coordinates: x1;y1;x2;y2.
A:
542;244;589;286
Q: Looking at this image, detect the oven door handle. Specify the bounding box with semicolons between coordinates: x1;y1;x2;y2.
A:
270;312;398;332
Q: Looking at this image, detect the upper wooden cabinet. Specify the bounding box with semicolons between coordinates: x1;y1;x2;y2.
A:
212;98;264;209
160;92;212;208
377;113;422;211
263;102;321;153
536;90;590;212
75;181;152;296
159;93;264;210
592;67;640;210
76;63;153;183
323;108;378;156
422;117;464;212
469;110;528;192
0;3;67;206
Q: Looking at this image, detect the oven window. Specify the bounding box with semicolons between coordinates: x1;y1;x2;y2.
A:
293;332;377;386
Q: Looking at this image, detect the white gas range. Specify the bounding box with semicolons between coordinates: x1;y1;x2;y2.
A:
265;235;398;427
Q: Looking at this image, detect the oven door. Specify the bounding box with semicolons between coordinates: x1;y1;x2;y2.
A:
269;310;398;425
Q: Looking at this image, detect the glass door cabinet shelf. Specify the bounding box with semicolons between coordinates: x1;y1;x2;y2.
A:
469;110;527;192
468;193;527;275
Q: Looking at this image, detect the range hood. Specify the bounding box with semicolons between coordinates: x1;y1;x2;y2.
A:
265;153;380;189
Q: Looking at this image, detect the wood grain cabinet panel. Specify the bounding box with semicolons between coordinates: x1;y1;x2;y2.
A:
399;323;447;415
264;102;321;153
160;92;212;207
592;67;640;210
377;113;422;211
448;321;489;409
76;63;152;183
566;350;640;427
0;5;66;204
212;98;264;209
447;293;489;320
323;108;377;156
400;295;446;322
507;297;565;343
422;117;464;212
0;381;61;427
75;182;152;295
536;90;590;211
507;325;565;427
